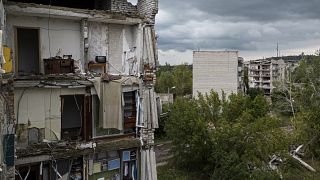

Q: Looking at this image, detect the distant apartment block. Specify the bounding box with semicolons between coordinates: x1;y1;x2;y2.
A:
248;59;286;95
193;51;243;98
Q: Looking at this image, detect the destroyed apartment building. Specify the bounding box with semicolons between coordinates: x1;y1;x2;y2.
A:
0;0;159;179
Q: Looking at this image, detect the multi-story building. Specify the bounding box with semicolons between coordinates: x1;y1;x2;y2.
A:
248;59;286;95
193;51;244;98
0;0;159;179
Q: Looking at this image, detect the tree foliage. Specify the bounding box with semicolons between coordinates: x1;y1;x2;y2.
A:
155;64;192;96
290;56;320;158
165;92;290;179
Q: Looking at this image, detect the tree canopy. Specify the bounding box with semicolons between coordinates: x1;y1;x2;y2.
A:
165;92;291;179
155;64;192;96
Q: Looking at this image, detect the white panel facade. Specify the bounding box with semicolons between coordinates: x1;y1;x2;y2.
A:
193;51;239;98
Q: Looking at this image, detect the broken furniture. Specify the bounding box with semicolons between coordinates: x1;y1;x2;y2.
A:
44;58;75;75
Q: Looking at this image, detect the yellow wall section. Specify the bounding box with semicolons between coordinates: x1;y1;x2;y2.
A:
3;47;13;73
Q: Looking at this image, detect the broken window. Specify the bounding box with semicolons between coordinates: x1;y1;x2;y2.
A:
61;95;84;141
16;28;40;75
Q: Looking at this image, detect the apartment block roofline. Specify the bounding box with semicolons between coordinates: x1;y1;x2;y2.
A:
193;50;239;53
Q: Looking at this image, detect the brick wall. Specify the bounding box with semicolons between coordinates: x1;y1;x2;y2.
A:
110;0;138;15
137;0;158;23
102;0;159;22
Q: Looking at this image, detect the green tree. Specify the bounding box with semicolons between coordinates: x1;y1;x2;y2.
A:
291;56;320;158
165;92;291;179
172;64;192;96
246;88;264;100
155;64;192;96
155;71;174;93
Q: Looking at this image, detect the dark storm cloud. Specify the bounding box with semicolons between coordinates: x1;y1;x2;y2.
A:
159;0;320;21
156;0;320;63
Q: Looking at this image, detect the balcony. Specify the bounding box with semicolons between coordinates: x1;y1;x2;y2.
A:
249;73;260;77
261;86;271;89
249;68;261;71
261;68;270;71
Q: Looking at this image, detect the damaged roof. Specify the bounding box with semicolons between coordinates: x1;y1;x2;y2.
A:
5;0;143;24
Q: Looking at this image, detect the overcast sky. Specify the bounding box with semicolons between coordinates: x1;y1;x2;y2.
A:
155;0;320;65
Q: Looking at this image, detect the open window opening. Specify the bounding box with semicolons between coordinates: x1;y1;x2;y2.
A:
16;28;40;76
50;158;83;180
15;165;41;180
61;95;84;141
15;158;83;180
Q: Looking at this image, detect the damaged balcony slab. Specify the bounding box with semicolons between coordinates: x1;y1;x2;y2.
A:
15;155;51;166
15;74;90;80
14;79;93;88
14;80;93;88
5;1;142;24
16;138;141;159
